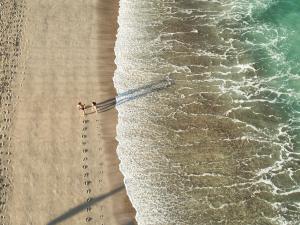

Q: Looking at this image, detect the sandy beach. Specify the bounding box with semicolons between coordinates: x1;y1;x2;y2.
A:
2;0;136;224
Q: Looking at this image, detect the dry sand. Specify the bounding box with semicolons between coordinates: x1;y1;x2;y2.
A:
3;0;136;224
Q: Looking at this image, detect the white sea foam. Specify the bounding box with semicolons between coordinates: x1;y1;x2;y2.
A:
114;0;300;224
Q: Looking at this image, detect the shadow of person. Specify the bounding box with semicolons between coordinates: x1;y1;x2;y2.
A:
47;186;124;225
84;111;97;115
123;220;137;225
96;97;117;112
96;77;175;113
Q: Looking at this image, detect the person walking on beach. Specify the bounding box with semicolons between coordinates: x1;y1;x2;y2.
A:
77;102;86;116
92;101;97;113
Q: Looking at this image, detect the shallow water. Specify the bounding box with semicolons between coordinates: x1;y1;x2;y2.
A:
114;1;300;224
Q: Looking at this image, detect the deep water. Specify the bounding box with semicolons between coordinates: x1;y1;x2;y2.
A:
114;1;300;224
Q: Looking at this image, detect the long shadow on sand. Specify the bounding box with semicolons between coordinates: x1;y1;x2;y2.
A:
97;77;174;113
124;221;137;225
47;185;124;225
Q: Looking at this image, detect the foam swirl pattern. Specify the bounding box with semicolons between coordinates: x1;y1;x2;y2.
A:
114;1;300;224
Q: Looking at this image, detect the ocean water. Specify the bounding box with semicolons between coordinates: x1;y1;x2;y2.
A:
114;0;300;224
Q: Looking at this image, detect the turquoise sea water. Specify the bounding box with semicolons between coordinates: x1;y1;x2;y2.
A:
249;0;300;150
239;0;300;141
114;0;300;224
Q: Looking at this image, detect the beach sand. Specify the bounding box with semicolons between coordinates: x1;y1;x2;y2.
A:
4;0;136;224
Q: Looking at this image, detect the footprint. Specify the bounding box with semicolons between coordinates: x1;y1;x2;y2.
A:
82;165;88;169
84;181;91;186
85;217;92;222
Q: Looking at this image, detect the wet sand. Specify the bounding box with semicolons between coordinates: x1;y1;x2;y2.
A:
5;0;136;224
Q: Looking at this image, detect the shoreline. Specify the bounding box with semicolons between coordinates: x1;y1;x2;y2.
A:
6;0;136;224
